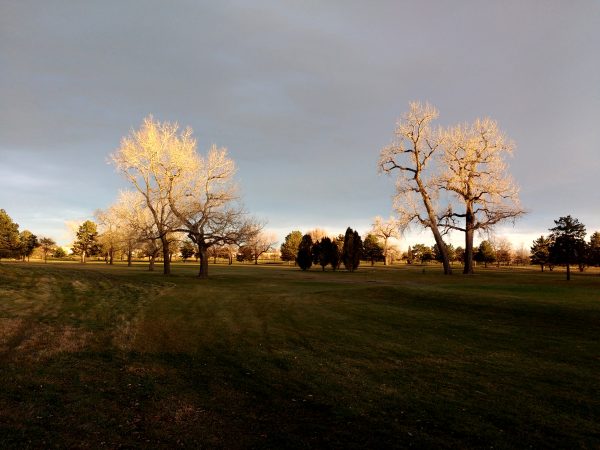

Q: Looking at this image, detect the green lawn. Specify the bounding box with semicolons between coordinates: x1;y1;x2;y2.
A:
0;262;599;448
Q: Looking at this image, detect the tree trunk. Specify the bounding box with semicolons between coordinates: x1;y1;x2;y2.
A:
198;246;208;278
109;248;114;265
127;250;132;267
566;263;571;281
416;178;452;275
430;226;452;275
541;264;544;272
149;255;155;271
81;252;86;264
463;205;475;274
161;237;171;275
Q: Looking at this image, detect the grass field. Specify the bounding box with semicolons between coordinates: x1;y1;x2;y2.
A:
0;261;599;448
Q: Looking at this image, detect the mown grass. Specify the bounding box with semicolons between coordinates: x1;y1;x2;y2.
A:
0;261;599;448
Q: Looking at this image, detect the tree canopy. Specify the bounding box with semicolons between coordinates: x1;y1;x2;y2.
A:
0;209;20;259
549;215;586;280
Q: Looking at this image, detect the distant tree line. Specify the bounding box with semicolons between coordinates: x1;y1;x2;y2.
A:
0;209;45;262
530;215;599;280
279;227;387;272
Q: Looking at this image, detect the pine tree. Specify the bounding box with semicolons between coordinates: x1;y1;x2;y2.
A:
549;215;586;281
363;234;384;266
180;240;196;262
72;220;100;263
0;209;20;259
280;231;303;264
589;232;600;267
296;234;313;271
530;235;552;272
342;227;362;272
474;241;495;268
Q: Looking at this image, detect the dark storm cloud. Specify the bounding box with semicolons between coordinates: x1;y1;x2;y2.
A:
1;0;599;245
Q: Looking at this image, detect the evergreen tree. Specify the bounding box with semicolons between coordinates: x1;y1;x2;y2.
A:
236;245;254;263
72;220;100;263
280;231;303;264
330;235;344;271
180;240;195;262
0;209;20;259
311;239;321;266
362;234;384;266
342;227;362;272
314;237;334;271
530;235;552;272
296;234;313;271
549;215;586;281
589;231;600;267
474;241;496;268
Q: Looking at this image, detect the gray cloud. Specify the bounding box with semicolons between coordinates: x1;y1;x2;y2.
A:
1;0;599;245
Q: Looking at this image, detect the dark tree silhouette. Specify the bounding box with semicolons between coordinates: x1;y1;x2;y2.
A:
530;235;552;272
474;241;496;268
342;227;362;272
363;234;384;266
549;215;586;281
297;234;313;271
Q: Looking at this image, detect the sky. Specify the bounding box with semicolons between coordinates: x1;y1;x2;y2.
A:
1;0;599;250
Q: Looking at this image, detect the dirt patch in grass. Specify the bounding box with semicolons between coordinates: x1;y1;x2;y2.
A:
2;322;92;363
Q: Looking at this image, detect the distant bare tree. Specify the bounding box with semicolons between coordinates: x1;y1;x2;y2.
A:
492;237;513;267
307;228;328;242
95;206;122;265
371;216;404;265
245;232;278;265
114;190;162;271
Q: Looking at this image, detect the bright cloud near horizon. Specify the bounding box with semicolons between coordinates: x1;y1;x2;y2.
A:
1;1;599;250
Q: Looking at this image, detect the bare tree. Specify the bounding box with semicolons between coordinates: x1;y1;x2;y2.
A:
111;116;185;275
114;190;162;271
371;216;404;265
307;228;328;243
245;232;278;265
439;118;525;274
492;236;513;267
379;102;452;274
95;206;122;265
164;142;259;278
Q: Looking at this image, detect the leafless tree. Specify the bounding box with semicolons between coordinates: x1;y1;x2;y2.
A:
307;228;328;242
166;144;260;277
245;232;278;265
371;216;404;265
111;116;184;275
379;102;452;274
113;190;162;271
439;118;525;274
